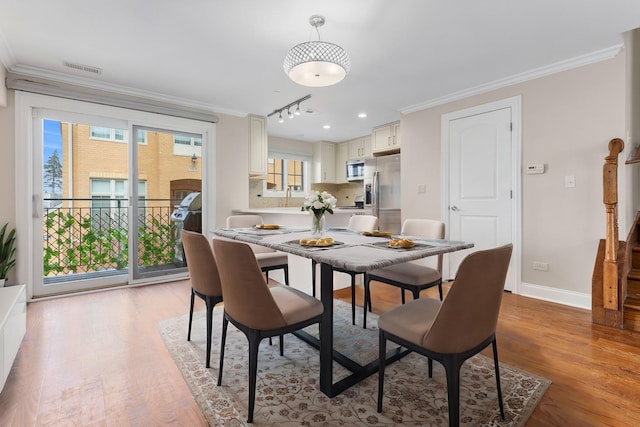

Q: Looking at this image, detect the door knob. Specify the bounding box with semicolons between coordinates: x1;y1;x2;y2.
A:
450;205;459;211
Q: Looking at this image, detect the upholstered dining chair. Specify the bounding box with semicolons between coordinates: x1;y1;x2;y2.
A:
363;218;444;328
181;230;224;369
377;244;513;427
311;214;378;326
212;239;323;423
226;214;289;285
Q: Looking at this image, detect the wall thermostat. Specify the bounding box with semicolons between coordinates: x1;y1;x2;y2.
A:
526;164;545;174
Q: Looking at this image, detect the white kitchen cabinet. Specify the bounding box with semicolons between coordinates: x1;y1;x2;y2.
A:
348;136;372;159
335;142;349;183
372;121;401;154
248;115;268;176
313;141;336;183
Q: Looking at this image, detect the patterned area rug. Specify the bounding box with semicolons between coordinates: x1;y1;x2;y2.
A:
157;301;549;426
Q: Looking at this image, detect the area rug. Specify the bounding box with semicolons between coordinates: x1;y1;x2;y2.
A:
157;301;549;426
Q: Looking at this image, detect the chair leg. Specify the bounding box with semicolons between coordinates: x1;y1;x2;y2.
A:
187;289;195;341
265;270;269;283
205;296;214;368
492;339;505;419
438;282;443;301
428;358;433;378
283;265;289;286
247;330;261;423
350;274;357;325
442;357;462;427
412;289;420;301
401;289;405;304
279;335;284;356
217;316;229;386
377;330;387;413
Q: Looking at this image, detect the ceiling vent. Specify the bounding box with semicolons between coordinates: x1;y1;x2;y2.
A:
63;61;102;75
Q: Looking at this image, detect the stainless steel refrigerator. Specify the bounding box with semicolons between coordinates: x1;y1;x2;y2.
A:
364;153;401;233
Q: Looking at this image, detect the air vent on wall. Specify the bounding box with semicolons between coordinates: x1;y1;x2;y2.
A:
63;61;102;75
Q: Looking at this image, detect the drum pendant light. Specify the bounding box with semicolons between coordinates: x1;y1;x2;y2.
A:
283;15;351;87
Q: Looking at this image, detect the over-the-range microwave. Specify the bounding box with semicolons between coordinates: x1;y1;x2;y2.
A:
346;159;365;181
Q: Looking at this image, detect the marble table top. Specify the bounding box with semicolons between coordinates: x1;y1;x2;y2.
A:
214;228;474;273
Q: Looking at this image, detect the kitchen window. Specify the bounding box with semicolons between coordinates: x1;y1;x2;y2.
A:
264;151;310;197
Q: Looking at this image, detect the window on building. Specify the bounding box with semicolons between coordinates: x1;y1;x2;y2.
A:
264;152;310;197
89;126;147;144
90;179;147;230
173;134;202;157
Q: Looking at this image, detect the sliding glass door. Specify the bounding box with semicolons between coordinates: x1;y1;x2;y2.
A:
18;94;212;297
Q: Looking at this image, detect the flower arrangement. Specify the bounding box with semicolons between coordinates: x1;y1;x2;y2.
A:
301;191;337;235
301;191;337;216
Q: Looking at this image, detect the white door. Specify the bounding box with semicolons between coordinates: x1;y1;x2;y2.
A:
444;99;520;292
15;93;213;298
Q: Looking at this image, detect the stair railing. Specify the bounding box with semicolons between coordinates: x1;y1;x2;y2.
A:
603;138;625;309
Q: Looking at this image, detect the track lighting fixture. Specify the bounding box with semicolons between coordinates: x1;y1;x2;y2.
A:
268;94;311;123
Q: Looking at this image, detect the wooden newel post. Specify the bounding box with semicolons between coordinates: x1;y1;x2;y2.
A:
603;138;624;310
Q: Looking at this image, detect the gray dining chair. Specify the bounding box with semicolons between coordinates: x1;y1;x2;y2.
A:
377;244;513;426
226;214;289;285
181;230;223;368
363;218;444;328
213;238;323;423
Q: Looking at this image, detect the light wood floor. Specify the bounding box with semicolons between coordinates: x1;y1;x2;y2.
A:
1;279;640;426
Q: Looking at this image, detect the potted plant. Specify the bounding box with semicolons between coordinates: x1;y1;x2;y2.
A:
0;223;16;286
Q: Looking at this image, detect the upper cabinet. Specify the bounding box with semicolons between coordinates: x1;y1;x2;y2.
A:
372;121;400;154
335;142;349;184
313;141;336;183
249;115;268;176
348;136;372;159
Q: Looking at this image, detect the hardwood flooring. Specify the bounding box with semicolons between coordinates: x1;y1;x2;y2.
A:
1;279;640;426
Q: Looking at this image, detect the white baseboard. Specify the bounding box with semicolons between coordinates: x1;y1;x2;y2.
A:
519;282;591;310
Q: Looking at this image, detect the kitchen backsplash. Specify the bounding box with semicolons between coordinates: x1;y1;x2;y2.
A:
249;180;364;208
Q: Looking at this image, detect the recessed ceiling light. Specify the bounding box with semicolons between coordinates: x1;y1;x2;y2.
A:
358;112;367;118
323;124;331;129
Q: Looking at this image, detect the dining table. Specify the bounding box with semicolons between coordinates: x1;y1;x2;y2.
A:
213;225;473;398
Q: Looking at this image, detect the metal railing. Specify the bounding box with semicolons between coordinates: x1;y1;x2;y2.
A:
43;198;182;278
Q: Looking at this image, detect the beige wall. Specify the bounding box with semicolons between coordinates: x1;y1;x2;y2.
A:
401;52;628;299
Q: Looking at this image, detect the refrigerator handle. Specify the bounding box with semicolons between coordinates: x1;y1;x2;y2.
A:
372;170;379;219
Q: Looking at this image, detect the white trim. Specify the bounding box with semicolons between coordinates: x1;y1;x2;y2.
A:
402;44;623;114
6;65;237;118
520;282;591;310
441;96;522;294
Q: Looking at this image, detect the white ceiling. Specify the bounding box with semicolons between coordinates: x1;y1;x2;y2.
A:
1;0;640;143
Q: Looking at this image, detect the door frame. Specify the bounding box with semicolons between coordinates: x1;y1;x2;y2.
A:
440;96;522;294
15;91;216;299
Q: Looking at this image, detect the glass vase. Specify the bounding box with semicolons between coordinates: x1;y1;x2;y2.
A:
311;213;325;236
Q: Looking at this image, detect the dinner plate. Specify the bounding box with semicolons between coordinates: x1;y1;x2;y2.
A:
362;231;393;237
300;241;336;247
255;224;280;230
388;239;415;249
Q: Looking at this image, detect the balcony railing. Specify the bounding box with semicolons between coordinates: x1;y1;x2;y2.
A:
43;198;182;279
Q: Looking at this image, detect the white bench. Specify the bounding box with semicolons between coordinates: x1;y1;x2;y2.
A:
0;284;26;392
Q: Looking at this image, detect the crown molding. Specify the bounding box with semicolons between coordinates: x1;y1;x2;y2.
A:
400;43;624;114
7;64;247;117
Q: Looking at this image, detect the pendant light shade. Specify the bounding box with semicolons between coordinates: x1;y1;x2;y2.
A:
284;15;351;87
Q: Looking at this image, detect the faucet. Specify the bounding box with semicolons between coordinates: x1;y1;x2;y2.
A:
285;187;291;207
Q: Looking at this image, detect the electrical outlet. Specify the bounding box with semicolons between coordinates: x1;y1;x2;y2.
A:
532;261;549;271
